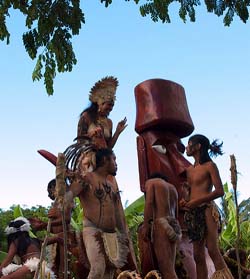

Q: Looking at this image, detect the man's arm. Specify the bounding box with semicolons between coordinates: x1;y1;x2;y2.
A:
48;205;72;226
141;180;155;241
111;177;127;233
108;117;127;149
65;178;88;205
185;162;224;208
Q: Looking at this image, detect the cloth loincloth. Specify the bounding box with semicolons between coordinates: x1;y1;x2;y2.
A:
153;216;182;242
211;267;234;279
184;202;220;242
2;257;56;279
83;221;129;269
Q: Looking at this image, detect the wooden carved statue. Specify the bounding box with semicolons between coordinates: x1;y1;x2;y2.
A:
134;79;196;278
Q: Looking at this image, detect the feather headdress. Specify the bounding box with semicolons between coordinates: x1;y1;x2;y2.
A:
89;76;118;105
5;217;31;235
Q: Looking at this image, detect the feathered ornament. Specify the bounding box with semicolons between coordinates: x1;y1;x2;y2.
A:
89;76;118;105
5;217;31;235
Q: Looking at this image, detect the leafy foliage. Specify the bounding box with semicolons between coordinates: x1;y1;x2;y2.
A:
219;183;250;252
70;197;83;232
103;0;250;25
0;251;7;264
124;195;145;263
0;0;84;95
1;1;249;94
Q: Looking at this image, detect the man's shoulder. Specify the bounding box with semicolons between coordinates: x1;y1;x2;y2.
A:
146;177;174;187
202;160;217;169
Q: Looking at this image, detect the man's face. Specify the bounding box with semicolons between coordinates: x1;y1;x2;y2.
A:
48;186;56;200
106;154;117;176
186;140;197;157
186;141;201;156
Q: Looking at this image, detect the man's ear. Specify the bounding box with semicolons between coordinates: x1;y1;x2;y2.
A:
197;143;201;150
102;156;109;165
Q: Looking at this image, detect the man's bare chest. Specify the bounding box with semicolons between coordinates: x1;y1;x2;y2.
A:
187;166;210;186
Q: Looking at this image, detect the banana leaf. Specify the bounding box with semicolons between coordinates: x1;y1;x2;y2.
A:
12;205;37;238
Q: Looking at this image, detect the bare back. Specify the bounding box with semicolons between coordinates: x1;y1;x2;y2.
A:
145;178;178;219
21;241;40;262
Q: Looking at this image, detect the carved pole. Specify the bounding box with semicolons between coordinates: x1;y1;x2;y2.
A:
33;219;52;279
55;153;68;279
230;154;241;279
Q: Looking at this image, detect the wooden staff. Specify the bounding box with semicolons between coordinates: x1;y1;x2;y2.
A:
230;154;241;279
55;153;68;279
33;219;52;279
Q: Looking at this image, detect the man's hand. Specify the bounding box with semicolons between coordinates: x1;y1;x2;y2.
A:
179;198;200;210
48;207;59;219
184;199;201;209
29;217;46;231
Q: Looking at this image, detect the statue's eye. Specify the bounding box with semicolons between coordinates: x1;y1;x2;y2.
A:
152;144;166;154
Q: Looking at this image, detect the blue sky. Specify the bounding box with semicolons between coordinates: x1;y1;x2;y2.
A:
0;1;249;210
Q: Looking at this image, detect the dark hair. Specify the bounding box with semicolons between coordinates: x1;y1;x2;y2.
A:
80;102;98;124
149;173;169;182
95;148;114;168
47;179;56;190
7;220;40;257
188;134;223;164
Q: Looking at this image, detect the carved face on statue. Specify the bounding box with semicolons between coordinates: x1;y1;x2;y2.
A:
134;79;194;197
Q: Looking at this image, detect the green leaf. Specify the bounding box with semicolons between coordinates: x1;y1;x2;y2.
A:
125;195;144;218
13;204;24;218
0;251;7;264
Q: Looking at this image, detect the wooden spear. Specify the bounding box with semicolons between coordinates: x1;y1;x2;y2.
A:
55;153;68;279
230;154;241;279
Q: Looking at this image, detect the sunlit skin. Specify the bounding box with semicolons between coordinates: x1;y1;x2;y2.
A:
29;182;73;279
141;177;179;279
65;151;134;278
179;139;230;279
179;141;224;210
30;183;72;234
69;153;126;232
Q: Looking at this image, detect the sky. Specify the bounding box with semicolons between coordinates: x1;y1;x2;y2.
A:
0;1;249;210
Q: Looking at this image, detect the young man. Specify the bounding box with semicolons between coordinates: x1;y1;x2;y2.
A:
141;174;181;279
180;134;233;279
66;148;132;279
29;179;73;279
